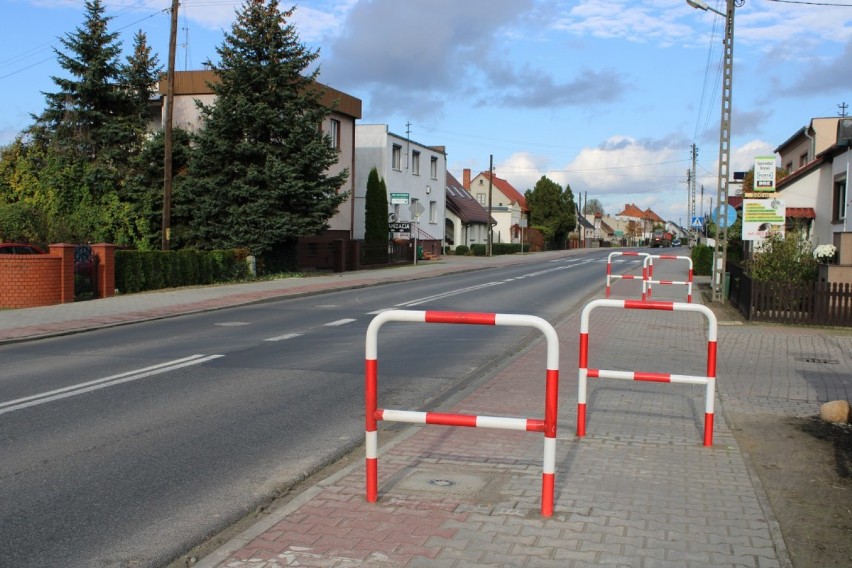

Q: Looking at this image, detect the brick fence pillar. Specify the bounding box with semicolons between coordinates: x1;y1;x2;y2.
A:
91;243;116;298
49;243;76;303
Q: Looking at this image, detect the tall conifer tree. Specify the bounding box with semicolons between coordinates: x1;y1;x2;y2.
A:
181;0;348;264
364;167;388;242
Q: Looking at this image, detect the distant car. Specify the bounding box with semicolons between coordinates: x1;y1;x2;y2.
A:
0;243;45;255
672;238;682;247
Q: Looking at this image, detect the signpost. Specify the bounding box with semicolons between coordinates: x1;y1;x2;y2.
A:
388;222;411;233
410;201;425;265
752;156;777;194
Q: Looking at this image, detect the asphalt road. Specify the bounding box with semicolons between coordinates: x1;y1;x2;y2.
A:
0;250;658;567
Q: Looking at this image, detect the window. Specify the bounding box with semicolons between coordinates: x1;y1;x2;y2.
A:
833;176;847;222
329;119;340;149
429;201;436;223
412;151;420;175
392;145;402;170
799;152;808;168
785;161;793;173
476;193;486;205
430;156;438;179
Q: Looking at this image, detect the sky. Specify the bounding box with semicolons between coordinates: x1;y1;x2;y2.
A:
2;0;852;226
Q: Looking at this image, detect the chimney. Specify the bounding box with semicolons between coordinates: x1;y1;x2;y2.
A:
462;168;471;190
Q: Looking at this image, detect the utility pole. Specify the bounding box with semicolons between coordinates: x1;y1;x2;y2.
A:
162;0;179;251
690;144;697;244
710;0;738;302
487;154;493;257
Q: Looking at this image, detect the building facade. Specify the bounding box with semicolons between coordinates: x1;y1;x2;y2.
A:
353;125;447;244
154;70;362;238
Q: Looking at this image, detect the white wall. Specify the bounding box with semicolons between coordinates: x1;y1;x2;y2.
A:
354;125;447;242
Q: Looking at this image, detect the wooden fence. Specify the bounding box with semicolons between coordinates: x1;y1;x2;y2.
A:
727;263;852;326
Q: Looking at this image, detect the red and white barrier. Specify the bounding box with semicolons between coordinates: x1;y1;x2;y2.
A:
365;310;560;517
642;254;694;302
577;299;717;446
605;251;650;299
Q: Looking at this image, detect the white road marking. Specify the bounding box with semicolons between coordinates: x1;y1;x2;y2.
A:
264;333;303;342
394;281;503;307
324;318;356;327
0;354;224;415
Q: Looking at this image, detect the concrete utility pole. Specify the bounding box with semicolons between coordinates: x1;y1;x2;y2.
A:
162;0;179;251
686;0;741;301
711;0;737;302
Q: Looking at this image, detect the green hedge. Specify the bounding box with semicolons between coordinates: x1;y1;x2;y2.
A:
470;243;523;256
691;245;713;276
115;248;251;294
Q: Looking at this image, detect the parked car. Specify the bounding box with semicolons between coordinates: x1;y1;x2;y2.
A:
672;238;682;247
0;243;45;255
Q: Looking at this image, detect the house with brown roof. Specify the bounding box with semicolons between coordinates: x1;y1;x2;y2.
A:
462;169;528;246
615;203;665;243
445;171;491;250
152;70;362;251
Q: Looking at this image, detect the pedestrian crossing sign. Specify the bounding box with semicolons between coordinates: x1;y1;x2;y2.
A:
691;216;704;229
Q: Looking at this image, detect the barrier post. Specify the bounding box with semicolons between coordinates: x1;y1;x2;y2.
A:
577;299;717;446
605;251;650;299
642;254;694;302
366;309;559;516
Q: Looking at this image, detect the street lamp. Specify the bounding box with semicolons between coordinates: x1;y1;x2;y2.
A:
686;0;742;302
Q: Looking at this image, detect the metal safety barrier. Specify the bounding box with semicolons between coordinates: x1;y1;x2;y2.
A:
642;254;694;302
577;299;717;446
605;251;650;299
365;309;560;516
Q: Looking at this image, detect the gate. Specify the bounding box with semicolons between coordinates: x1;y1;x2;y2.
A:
74;245;99;301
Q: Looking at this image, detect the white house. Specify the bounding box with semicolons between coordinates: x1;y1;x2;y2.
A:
462;169;528;245
354;125;447;244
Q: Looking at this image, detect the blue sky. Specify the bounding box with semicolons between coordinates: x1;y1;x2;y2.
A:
2;0;851;225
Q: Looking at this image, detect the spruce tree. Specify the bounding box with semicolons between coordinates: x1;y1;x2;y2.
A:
122;30;161;158
32;0;130;165
364;167;388;242
182;0;348;264
22;0;148;245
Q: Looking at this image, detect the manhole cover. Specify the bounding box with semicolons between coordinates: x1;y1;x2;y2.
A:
395;469;496;498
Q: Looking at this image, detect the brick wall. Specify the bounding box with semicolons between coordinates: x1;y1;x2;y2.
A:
0;254;62;308
0;243;115;309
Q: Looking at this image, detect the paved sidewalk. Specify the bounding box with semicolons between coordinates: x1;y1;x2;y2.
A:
4;249;850;567
193;287;810;568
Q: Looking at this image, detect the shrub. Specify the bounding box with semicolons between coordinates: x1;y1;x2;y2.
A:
454;245;469;255
691;245;713;276
745;231;817;283
471;244;487;256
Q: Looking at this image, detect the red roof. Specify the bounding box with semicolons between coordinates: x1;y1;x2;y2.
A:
479;172;528;211
617;203;663;223
787;207;815;219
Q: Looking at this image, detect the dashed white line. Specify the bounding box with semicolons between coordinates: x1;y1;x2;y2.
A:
264;333;304;342
324;318;356;327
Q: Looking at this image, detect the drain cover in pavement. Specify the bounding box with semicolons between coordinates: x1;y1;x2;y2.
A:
395;467;500;498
